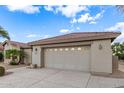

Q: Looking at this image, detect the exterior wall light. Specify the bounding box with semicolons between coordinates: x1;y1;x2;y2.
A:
35;48;38;54
99;44;103;50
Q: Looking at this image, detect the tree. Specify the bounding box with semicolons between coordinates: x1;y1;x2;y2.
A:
112;43;124;60
5;49;26;64
0;26;10;40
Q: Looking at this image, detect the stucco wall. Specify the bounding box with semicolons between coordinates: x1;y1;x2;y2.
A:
91;39;112;74
32;46;41;67
31;39;112;74
23;49;32;65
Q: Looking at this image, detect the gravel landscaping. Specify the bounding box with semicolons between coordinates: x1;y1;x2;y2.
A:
0;62;26;70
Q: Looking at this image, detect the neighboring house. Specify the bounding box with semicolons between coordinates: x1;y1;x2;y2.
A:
2;40;31;64
28;32;120;74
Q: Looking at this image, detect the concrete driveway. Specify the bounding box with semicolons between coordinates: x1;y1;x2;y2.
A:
0;67;124;88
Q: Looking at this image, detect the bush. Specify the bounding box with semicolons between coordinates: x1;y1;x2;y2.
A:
9;61;18;65
0;66;5;76
0;52;3;62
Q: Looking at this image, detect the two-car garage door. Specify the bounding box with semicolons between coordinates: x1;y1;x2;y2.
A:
44;46;91;72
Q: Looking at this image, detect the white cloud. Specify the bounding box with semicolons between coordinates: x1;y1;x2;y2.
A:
71;10;104;24
105;22;124;43
76;27;80;30
44;5;104;25
42;35;50;39
114;33;124;43
44;5;88;18
44;5;54;12
26;34;37;38
105;22;124;31
60;29;71;33
89;21;97;24
77;13;90;23
26;34;50;39
6;5;40;14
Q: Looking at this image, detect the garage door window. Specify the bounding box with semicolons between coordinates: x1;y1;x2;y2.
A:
54;49;58;51
65;48;69;51
78;47;82;51
60;48;63;51
71;48;75;51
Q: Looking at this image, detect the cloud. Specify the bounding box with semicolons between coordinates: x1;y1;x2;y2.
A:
6;5;40;14
71;10;104;24
60;29;71;33
113;33;124;43
105;22;124;32
44;5;54;12
76;27;80;30
44;5;104;25
26;34;51;40
105;22;124;43
42;35;50;39
89;21;97;24
26;34;37;38
44;5;88;18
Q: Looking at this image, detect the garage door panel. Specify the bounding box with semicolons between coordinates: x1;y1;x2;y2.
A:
44;46;90;72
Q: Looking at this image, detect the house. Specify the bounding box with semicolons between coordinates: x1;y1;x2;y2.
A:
2;40;31;64
28;32;120;74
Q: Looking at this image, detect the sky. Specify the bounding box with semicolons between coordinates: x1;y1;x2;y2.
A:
0;5;124;43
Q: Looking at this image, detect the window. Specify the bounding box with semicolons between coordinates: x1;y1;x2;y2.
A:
54;49;57;51
49;49;53;51
60;48;63;51
71;48;75;51
78;47;82;50
65;48;69;51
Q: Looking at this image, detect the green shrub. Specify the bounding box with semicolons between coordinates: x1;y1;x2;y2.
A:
9;61;18;65
0;66;5;76
0;52;3;62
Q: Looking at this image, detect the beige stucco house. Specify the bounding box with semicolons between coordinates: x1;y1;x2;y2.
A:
2;32;120;75
3;40;31;64
28;32;120;74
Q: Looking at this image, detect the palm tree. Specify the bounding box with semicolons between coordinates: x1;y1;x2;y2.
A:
0;26;10;40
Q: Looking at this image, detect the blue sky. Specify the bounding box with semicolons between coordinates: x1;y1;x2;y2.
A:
0;5;124;43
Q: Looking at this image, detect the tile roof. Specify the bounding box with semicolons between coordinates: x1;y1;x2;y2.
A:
3;40;31;48
28;32;121;46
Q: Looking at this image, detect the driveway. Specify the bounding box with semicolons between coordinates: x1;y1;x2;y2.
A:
0;67;124;88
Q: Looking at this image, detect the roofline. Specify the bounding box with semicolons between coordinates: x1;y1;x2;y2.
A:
20;46;32;49
29;38;117;46
28;31;121;46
